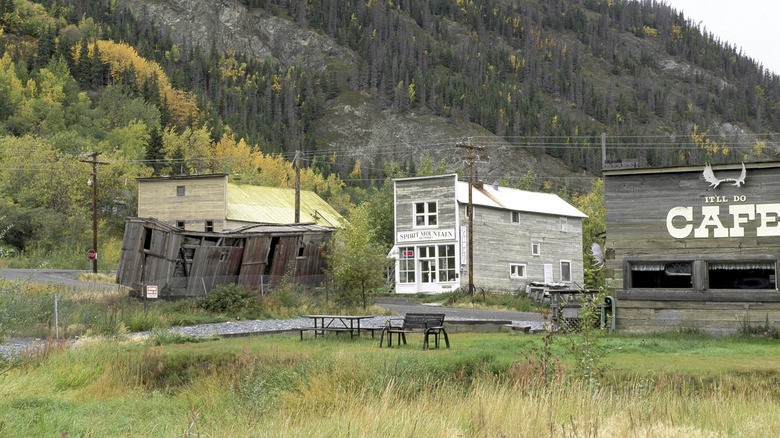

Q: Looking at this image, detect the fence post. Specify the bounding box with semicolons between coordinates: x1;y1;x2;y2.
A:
55;293;59;340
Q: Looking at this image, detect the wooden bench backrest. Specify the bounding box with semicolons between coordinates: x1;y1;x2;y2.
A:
402;313;445;330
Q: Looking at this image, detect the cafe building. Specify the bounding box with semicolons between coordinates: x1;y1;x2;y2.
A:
603;161;780;333
392;174;586;294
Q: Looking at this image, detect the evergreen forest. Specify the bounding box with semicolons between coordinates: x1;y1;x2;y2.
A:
0;0;779;266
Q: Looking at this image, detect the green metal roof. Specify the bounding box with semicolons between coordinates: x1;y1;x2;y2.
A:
226;183;344;228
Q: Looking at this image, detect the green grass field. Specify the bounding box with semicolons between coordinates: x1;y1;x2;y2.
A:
1;331;779;437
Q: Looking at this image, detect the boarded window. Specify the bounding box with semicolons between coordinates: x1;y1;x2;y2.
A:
177;185;185;196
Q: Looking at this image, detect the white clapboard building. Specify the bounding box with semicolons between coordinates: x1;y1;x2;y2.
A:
392;174;586;294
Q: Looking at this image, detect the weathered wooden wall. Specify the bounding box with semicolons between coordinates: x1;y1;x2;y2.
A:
116;218;332;298
394;176;458;235
137;175;227;232
604;162;780;332
468;206;584;293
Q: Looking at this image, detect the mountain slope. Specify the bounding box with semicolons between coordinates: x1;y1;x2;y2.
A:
113;0;780;187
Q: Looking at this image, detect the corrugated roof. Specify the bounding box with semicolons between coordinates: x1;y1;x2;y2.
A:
456;181;587;218
226;184;344;228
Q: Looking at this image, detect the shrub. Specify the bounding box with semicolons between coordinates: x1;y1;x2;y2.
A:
198;283;260;315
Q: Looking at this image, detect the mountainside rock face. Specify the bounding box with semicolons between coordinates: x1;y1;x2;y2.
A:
124;0;591;191
122;0;355;73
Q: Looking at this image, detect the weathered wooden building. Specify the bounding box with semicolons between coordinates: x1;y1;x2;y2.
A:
392;174;586;294
116;217;332;297
136;174;344;232
603;161;780;333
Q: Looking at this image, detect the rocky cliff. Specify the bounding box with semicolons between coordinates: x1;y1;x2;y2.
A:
122;0;591;190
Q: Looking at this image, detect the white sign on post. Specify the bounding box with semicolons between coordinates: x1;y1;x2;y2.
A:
146;285;158;299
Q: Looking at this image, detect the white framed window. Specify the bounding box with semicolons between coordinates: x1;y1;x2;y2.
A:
437;244;457;282
510;211;520;224
560;260;571;282
510;263;527;279
414;201;438;227
560;217;568;231
531;242;541;256
398;247;415;283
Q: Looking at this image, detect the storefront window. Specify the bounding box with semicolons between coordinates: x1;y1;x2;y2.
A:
708;262;776;289
630;261;693;288
399;247;415;283
437;245;456;282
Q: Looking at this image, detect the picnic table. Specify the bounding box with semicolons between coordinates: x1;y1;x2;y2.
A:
299;315;374;339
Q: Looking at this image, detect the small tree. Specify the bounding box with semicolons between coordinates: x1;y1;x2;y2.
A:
325;204;389;309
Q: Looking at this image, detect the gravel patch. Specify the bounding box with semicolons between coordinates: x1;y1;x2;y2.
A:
2;315;546;360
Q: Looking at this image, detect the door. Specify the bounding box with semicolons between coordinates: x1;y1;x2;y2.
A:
418;245;437;292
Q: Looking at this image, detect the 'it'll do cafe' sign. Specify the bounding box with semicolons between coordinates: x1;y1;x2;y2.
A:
665;164;780;239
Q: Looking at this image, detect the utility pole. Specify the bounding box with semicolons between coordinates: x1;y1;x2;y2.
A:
80;152;109;273
456;138;486;298
294;150;300;223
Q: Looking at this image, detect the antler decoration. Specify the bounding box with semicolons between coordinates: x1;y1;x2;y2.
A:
702;162;746;188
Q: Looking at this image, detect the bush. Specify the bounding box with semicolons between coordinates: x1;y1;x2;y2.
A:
198;283;260;316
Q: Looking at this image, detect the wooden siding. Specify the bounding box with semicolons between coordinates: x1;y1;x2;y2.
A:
615;299;780;334
466;206;584;292
138;175;227;232
116;218;332;297
395;176;458;234
604;162;780;332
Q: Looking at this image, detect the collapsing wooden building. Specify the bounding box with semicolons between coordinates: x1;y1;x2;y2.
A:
116;217;332;298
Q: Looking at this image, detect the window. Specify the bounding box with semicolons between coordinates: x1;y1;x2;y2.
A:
532;242;541;256
205;220;214;232
510;264;526;279
414;201;438;227
630;261;692;288
511;211;520;224
399;247;415;283
560;260;571;282
176;185;185;196
176;220;185;229
437;245;456;282
560;217;568;231
708;261;776;289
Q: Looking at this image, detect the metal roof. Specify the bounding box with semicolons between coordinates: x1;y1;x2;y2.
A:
456;181;587;218
226;184;344;228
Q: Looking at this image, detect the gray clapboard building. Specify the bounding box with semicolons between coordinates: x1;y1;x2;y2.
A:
392;174;586;294
604;161;780;333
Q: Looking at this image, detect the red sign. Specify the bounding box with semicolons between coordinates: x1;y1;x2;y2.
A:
87;249;97;261
402;250;414;257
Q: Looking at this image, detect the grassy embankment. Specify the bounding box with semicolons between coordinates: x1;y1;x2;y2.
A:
1;331;779;437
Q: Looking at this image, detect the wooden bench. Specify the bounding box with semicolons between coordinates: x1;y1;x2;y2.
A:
379;313;450;350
